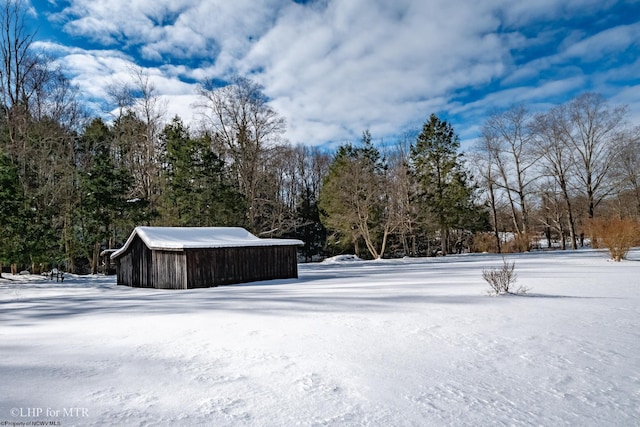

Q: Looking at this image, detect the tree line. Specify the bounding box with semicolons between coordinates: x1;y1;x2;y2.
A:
474;95;639;253
0;0;638;273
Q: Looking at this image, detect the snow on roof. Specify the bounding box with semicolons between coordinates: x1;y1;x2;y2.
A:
111;226;303;258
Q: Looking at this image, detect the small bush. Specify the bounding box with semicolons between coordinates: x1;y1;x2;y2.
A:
503;232;532;253
471;232;499;253
482;258;527;296
585;217;640;262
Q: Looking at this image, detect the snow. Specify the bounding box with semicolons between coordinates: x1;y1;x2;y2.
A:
1;249;639;426
321;254;364;263
112;226;303;258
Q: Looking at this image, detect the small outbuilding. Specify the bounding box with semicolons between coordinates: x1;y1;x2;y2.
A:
111;227;303;289
99;249;118;275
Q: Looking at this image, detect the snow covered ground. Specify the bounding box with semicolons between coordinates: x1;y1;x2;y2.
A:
1;249;639;426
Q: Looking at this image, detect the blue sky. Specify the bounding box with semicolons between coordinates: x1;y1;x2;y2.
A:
31;0;640;148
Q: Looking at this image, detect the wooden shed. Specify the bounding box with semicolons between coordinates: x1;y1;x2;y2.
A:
111;227;303;289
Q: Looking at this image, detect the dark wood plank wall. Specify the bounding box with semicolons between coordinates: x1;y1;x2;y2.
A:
116;235;154;287
187;245;298;287
115;255;130;286
152;250;188;289
183;248;216;288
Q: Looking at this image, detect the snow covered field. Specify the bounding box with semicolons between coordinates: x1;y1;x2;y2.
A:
1;249;639;426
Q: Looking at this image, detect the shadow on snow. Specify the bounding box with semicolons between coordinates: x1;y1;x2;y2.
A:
1;248;631;326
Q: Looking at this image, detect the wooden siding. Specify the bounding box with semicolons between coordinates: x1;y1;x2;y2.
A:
152;250;188;289
186;245;298;287
115;235;154;287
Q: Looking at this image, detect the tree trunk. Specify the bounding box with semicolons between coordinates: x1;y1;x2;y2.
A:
566;205;578;250
545;226;552;249
401;232;408;256
378;224;391;260
519;191;529;235
556;220;566;249
556;176;578;250
91;242;101;275
487;180;501;254
440;226;449;255
505;188;521;235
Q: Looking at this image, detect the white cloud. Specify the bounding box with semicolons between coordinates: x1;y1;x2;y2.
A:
498;0;619;27
43;0;640;145
561;23;640;62
612;85;640;127
451;77;587;115
36;41;201;124
241;0;513;143
53;0;284;67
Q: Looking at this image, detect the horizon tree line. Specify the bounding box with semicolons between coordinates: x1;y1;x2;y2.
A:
0;0;638;274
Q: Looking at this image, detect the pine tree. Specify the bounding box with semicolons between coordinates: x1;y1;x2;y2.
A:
0;151;24;274
410;114;486;254
296;185;326;261
77;118;134;273
160;116;245;227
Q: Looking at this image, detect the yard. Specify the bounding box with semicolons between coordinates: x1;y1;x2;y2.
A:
1;249;639;426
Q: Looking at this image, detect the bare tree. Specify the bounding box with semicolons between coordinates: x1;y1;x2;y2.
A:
0;0;83;271
258;145;333;245
196;75;286;232
130;67;166;206
387;134;417;256
108;67;166;212
294;145;330;204
0;0;48;163
319;131;395;259
255;145;299;236
530;107;579;249
537;180;570;249
558;93;627;219
107;67;166;222
482;105;540;236
611;125;640;217
292;145;330;260
470;147;502;253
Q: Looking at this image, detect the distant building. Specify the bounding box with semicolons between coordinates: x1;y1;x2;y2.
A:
99;249;118;275
111;227;303;289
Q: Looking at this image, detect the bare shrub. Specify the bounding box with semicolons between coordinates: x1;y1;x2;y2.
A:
502;233;531;253
585;218;640;261
482;258;527;295
471;232;499;253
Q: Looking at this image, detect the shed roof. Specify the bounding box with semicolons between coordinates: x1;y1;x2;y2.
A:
111;226;303;259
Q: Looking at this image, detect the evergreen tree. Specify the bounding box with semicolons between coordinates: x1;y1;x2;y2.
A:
160;116;196;224
410;114;486;254
0;0;82;272
77;118;133;273
296;185;326;261
197;134;247;227
0;151;24;273
160;116;245;227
